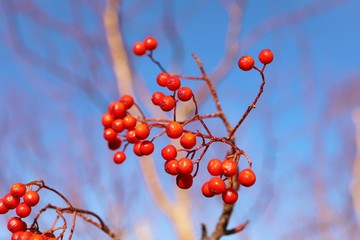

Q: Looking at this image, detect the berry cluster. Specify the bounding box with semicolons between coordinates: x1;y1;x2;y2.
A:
102;36;273;205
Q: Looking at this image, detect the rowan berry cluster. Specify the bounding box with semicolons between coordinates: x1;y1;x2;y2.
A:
102;36;273;205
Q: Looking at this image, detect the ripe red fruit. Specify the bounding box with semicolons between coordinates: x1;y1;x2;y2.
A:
238;168;256;187
135;123;150;140
3;193;20;209
112;119;125;133
151;91;165;106
110;102;126;119
133;42;146;56
166;76;181;91
159;96;176;112
180;132;196;149
222;159;238;177
0;199;9;214
208;177;226;195
16;202;32;218
161;145;177;161
7;217;26;233
10;183;27;198
140;140;155;155
201;182;215;198
29;234;45;240
101;113;114;128
119;95;134;109
11;231;23;240
18;231;34;239
23;191;40;206
207;158;223;176
103;128;117;142
126;129;139;143
164;160;178;175
178;158;193;175
222;188;238;204
258;49;273;64
176;174;193;189
156;72;170;87
133;142;143;157
123;116;137;130
238;55;254;71
113;151;126;164
166;121;183;139
177;87;193;101
144;36;158;51
108;137;122;150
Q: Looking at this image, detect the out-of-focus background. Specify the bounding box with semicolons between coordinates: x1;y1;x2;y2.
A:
1;0;360;239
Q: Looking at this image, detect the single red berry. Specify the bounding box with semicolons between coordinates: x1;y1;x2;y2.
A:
123;116;137;130
180;132;196;149
164;160;178;175
207;158;223;176
166;76;181;91
7;217;26;233
144;36;158;51
151;91;165;106
178;158;193;175
18;231;33;239
107;102;117;112
119;95;134;109
0;199;9;214
156;72;170;87
176;174;193;189
201;182;215;198
10;183;27;198
166;121;183;139
222;159;238;177
140;140;155;155
113;151;126;164
135;123;150;140
3;193;20;209
23;191;40;206
102;113;114;128
238;55;254;71
238;168;256;187
161;145;177;161
110;102;127;119
103;128;117;142
208;177;226;195
133;42;146;56
258;49;273;64
126;129;139;143
159;96;176;112
177;87;193;101
112;119;125;133
108;137;122;150
29;234;45;240
16;202;32;218
222;188;238;204
133;142;143;157
11;231;23;240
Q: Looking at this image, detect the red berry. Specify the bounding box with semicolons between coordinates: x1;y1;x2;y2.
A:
151;91;165;106
119;95;134;109
207;158;223;176
140;140;155;155
110;102;126;119
103;128;117;142
208;177;226;195
29;234;45;240
3;193;20;209
178;158;193;175
177;87;193;101
258;49;273;64
0;199;9;214
176;174;193;189
113;151;126;164
238;55;254;71
112;119;125;133
180;132;196;149
166;121;183;139
144;36;158;51
133;142;143;157
238;168;256;187
166;76;181;91
16;202;32;218
164;160;178;175
201;182;215;198
23;191;40;206
156;72;170;87
222;188;238;204
222;159;238;177
108;137;122;150
18;231;34;239
126;129;139;143
102;113;114;128
11;231;23;240
10;183;27;198
7;217;26;233
159;96;176;112
133;42;146;56
161;145;177;161
123;116;137;130
135;123;150;140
